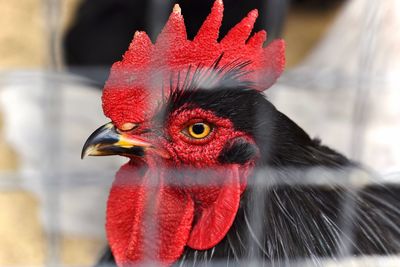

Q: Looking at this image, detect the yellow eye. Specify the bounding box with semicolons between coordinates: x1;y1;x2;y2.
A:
187;122;212;139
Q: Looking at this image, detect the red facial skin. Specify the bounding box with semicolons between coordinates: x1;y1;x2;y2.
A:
106;106;256;265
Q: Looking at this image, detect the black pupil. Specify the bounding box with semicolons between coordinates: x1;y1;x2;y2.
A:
192;123;205;135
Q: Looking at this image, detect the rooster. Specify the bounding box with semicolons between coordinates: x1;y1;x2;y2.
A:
81;1;400;266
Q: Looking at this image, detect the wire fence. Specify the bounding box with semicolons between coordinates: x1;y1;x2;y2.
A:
0;0;399;266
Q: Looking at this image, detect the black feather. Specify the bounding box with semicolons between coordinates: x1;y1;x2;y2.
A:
218;138;258;164
96;75;399;266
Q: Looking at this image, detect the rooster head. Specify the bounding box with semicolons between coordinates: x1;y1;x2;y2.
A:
82;0;285;265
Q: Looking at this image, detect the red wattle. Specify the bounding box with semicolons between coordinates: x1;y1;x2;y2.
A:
106;163;249;266
106;163;194;265
187;167;241;249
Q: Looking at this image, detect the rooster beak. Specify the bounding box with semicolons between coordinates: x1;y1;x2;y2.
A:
81;122;168;159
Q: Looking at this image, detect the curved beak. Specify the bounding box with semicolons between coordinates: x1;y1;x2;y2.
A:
81;122;167;159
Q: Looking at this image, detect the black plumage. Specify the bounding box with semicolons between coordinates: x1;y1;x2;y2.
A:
95;64;400;266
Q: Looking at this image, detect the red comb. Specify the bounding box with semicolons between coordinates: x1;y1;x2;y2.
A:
102;0;285;126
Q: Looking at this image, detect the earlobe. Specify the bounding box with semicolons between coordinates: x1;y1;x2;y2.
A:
217;138;258;164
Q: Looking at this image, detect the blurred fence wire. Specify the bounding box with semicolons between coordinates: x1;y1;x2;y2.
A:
0;0;399;266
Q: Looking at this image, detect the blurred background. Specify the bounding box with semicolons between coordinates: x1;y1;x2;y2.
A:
0;0;399;266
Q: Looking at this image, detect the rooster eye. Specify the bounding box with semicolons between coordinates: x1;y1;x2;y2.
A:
187;122;212;139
